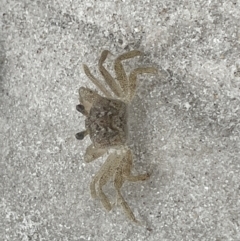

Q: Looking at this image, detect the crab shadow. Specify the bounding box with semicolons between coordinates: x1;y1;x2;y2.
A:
125;67;173;196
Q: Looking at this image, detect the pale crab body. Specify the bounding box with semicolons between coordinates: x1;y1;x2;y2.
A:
76;50;157;223
85;91;128;148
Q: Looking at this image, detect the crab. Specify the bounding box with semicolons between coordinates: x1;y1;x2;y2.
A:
75;50;157;223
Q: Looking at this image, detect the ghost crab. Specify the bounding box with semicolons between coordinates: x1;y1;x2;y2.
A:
76;50;157;222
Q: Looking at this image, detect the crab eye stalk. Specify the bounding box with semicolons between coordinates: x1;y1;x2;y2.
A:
76;104;88;116
75;130;88;140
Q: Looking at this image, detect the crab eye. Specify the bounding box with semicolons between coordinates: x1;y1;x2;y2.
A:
76;104;88;116
75;131;86;140
76;104;85;113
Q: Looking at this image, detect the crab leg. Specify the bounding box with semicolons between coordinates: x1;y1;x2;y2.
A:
113;150;150;222
84;144;107;163
116;150;150;182
121;150;150;182
98;50;123;98
90;153;121;208
83;64;112;98
114;50;142;98
128;67;157;101
90;153;115;199
114;162;139;223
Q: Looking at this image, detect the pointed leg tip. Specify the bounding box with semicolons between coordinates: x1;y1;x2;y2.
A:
105;204;112;212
